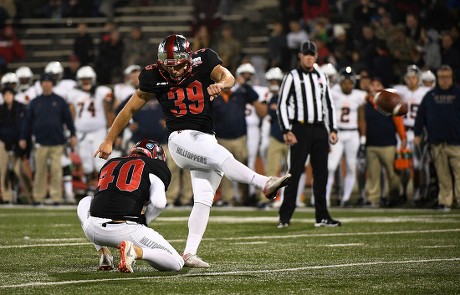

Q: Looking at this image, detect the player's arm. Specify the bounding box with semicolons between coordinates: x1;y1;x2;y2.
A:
144;173;167;224
392;115;407;147
208;64;235;99
358;103;366;144
94;89;154;159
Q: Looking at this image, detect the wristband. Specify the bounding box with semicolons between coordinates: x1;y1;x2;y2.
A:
360;136;366;145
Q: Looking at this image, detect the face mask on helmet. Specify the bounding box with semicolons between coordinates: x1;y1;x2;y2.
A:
15;67;33;91
157;34;192;83
76;66;97;91
338;66;356;92
129;139;166;161
45;61;64;82
1;72;19;92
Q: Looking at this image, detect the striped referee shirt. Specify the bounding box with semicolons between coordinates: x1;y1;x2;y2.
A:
277;66;337;133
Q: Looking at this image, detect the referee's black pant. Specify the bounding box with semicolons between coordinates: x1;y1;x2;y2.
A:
279;123;332;223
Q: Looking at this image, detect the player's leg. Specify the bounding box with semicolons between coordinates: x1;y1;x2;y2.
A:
365;147;381;207
446;145;460;207
430;144;453;208
49;145;64;203
342;132;360;205
128;226;184;272
183;169;223;267
76;196;114;270
246;124;261;197
326;139;344;207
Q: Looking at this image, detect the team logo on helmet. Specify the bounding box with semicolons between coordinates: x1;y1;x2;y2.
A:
129;139;166;161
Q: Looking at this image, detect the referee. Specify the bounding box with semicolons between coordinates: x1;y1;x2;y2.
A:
277;41;341;227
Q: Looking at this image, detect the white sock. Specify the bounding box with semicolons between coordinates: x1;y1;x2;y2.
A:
325;172;334;206
184;202;211;255
221;157;269;189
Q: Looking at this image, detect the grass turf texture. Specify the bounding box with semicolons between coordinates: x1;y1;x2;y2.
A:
0;207;459;294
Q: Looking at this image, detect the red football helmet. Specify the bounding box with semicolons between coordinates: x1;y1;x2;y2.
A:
129;139;166;161
157;34;192;83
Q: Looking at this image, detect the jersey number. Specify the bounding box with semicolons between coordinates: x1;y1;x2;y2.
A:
78;101;96;117
407;103;419;119
167;81;205;117
340;107;350;123
97;159;145;192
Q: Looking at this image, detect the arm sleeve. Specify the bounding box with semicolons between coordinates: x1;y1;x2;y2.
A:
144;173;167;224
392;115;406;141
277;73;293;133
63;101;76;136
20;104;32;140
323;80;337;133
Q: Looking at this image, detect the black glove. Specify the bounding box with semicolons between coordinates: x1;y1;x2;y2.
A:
357;144;366;159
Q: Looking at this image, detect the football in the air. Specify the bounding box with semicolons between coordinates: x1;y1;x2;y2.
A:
374;89;408;116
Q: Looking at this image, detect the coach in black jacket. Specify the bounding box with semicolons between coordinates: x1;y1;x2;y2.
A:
277;41;341;227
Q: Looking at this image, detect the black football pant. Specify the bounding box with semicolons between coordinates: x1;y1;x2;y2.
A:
279;123;331;223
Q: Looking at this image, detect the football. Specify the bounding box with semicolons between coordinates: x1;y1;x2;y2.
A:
374;89;408;116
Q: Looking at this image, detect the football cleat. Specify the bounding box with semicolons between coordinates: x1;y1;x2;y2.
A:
118;241;136;273
98;254;114;271
182;253;210;268
314;218;342;227
263;174;292;200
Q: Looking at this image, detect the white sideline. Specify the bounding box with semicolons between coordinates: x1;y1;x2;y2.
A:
1;258;459;289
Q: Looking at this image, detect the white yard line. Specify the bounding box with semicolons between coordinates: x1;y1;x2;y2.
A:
1;257;459;289
1;228;459;249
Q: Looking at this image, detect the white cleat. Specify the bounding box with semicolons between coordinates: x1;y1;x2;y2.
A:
182;253;210;268
98;253;114;271
118;240;136;273
263;174;292;200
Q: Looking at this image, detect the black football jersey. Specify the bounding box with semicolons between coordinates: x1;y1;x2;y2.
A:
139;48;222;134
90;155;171;220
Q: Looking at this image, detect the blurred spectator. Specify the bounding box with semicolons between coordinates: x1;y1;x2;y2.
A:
420;28;441;70
414;65;460;211
122;26;152;69
0;87;31;204
0;24;24;75
388;24;417;82
354;24;378;69
95;29;124;84
191;0;221;35
440;33;460;82
64;0;92;18
42;0;65;19
352;0;376;38
19;74;77;206
374;12;397;44
63;54;81;80
371;40;394;87
363;78;406;207
286;19;309;69
299;0;329;27
192;25;213;52
267;21;289;71
73;23;94;66
313;36;333;66
0;0;15;25
404;13;422;45
215;25;241;74
328;24;353;69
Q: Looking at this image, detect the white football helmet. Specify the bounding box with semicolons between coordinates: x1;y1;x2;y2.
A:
421;70;436;87
265;67;284;81
236;63;256;76
44;61;64;82
1;72;19;91
123;64;141;76
15;66;34;91
76;66;96;90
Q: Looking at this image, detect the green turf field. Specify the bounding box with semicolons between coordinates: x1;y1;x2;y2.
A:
0;206;459;294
